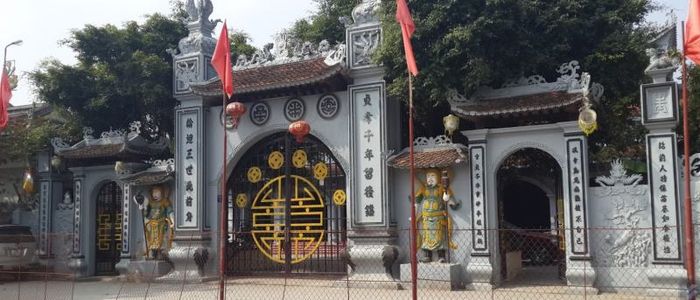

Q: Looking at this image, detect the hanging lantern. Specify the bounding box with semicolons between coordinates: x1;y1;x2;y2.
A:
442;114;460;138
288;120;311;143
22;169;34;195
225;102;246;129
578;105;598;136
50;155;62;170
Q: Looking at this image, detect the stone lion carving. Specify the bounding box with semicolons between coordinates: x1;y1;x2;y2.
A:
352;0;380;24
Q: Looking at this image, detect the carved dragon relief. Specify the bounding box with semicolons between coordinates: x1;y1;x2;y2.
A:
594;160;650;267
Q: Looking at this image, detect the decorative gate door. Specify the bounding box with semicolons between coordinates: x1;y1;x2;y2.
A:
95;181;123;275
226;132;347;275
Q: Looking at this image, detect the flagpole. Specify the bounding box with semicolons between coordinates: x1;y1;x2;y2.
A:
681;21;697;299
219;89;228;300
408;72;418;300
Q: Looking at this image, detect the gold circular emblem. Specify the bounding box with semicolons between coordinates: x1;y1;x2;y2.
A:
268;151;284;170
332;189;346;206
292;150;307;168
247;167;262;183
251;175;325;264
235;193;248;208
313;162;328;181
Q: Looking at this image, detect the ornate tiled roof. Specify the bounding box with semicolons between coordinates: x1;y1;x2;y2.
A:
452;92;584;118
118;159;174;186
189;57;349;98
52;122;168;161
387;136;468;169
448;61;603;120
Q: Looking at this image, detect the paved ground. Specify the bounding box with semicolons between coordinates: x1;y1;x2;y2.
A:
0;278;684;300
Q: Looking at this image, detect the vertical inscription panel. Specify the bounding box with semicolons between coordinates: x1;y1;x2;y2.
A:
469;145;488;254
176;107;203;230
566;138;589;255
73;179;82;254
647;134;681;262
39;181;50;256
349;83;386;226
121;184;130;255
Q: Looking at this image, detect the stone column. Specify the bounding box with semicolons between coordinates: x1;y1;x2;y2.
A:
462;129;493;291
68;174;87;276
561;122;597;294
115;183;132;275
344;0;400;288
36;151;63;259
641;66;685;297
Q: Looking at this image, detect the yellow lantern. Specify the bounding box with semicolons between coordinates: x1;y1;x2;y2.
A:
578;105;598;136
442;114;460;138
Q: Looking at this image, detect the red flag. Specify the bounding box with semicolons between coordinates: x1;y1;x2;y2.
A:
211;21;234;98
686;0;700;64
396;0;418;76
0;69;12;129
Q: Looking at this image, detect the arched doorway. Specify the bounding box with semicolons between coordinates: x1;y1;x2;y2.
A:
226;132;347;275
94;181;123;276
497;148;565;284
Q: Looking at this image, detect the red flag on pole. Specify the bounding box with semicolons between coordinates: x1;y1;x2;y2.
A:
396;0;419;76
686;0;700;64
211;21;234;98
0;69;12;129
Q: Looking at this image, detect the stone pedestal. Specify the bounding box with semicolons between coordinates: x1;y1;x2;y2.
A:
505;251;522;281
565;259;598;294
465;255;493;291
67;255;88;277
119;260;173;281
645;265;686;297
399;262;463;290
343;236;401;289
157;237;211;283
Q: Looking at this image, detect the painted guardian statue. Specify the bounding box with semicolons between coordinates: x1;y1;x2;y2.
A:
415;169;458;263
135;185;174;259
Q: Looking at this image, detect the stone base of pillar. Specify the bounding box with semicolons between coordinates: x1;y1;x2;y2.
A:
565;258;598;295
67;255;88;277
399;262;464;290
115;256;131;276
340;233;401;289
156;236;212;283
465;255;493;291
645;264;686;297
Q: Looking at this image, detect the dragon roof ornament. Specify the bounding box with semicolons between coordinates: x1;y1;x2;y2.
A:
448;60;604;105
233;35;346;70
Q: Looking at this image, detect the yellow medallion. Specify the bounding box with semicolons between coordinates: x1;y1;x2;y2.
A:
332;189;346;206
268;151;284;170
313;162;328;185
292;149;307;168
235;193;248;208
247;167;262;183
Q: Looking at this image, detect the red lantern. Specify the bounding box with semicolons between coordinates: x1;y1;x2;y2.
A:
288;120;310;143
225;102;246;128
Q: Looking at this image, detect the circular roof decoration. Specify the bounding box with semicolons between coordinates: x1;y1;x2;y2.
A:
249;102;271;126
317;94;340;119
284;98;306;122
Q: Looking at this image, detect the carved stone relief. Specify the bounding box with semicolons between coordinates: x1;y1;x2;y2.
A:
175;58;199;93
351;0;380;25
351;29;380;67
594;160;650;267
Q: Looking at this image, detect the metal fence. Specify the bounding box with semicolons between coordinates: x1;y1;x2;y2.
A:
0;225;694;300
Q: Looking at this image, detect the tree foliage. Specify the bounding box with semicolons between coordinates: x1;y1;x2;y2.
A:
29;13;187;137
376;0;656;162
685;64;700;154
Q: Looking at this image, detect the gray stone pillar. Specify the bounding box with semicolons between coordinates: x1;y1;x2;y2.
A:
344;0;400;288
462;129;493;291
561;122;597;294
160;3;217;282
641;65;685;297
68;174;87;276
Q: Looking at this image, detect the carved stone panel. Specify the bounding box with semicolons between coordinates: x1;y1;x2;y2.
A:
469;144;488;254
174;57;199;95
646;133;681;262
641;82;678;125
349;28;381;69
566;137;589;256
176;107;204;230
349;83;387;227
